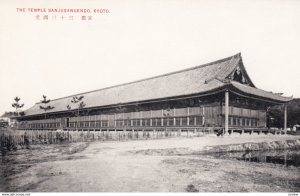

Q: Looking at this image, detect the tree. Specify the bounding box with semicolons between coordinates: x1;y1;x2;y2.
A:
11;96;24;116
267;98;300;128
39;95;55;120
67;95;86;130
287;98;300;127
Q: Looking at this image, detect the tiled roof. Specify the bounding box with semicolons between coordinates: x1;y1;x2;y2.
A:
23;53;291;116
1;112;18;118
230;81;292;102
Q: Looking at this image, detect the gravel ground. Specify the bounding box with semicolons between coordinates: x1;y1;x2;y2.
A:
1;134;300;192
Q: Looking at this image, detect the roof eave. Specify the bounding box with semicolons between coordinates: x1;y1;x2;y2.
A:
21;85;229;118
228;84;292;104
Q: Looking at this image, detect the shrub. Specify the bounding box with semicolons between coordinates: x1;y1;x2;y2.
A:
185;184;199;192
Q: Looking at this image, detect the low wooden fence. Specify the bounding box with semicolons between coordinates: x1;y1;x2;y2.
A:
0;128;214;150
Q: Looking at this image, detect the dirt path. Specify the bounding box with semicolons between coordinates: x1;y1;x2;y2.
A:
2;134;300;192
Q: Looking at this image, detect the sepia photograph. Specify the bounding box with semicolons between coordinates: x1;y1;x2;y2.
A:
0;0;300;194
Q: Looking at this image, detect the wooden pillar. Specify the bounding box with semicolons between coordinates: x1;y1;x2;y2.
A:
202;111;205;125
187;107;190;126
284;105;287;134
161;109;164;126
225;90;229;134
173;108;176;126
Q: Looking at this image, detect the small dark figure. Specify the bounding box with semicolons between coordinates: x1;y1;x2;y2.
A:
6;135;17;151
24;132;30;149
186;184;199;192
217;129;223;136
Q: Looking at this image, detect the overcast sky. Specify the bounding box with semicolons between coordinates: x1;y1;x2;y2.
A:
0;0;300;115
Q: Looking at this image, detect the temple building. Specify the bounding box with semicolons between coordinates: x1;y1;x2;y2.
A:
16;53;292;134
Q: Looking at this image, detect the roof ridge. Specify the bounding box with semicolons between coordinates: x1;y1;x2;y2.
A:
41;53;241;104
